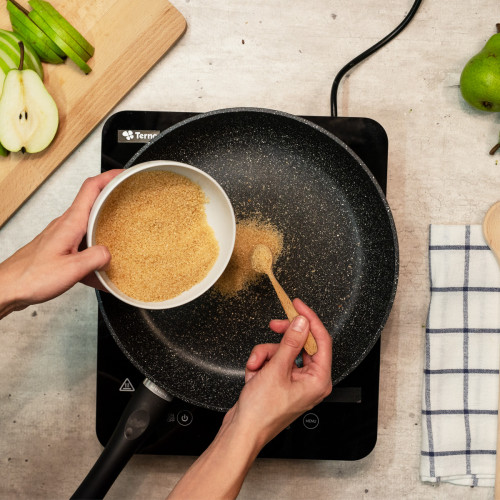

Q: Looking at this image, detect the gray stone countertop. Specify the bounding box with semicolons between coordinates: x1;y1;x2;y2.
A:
1;1;497;498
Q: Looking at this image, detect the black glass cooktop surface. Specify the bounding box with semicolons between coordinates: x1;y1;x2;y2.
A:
96;110;388;460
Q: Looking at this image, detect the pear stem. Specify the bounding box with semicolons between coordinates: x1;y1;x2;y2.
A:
497;23;500;33
10;0;29;16
17;41;24;71
490;142;500;155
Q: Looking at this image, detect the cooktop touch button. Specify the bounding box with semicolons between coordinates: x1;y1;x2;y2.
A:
177;410;194;427
302;413;319;430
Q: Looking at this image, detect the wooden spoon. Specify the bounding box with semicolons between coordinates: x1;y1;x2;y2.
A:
483;201;500;499
251;244;318;355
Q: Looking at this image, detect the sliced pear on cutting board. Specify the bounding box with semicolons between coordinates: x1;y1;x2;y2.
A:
28;9;91;72
29;0;94;58
7;0;65;63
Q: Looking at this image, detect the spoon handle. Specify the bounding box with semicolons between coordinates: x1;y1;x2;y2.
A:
267;272;318;355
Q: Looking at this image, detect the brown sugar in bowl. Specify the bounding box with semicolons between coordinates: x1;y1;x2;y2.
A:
86;160;236;309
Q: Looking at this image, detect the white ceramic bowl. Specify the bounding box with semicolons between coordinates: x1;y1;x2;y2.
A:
87;160;236;309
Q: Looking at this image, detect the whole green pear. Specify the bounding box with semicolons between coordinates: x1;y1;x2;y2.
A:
460;27;500;112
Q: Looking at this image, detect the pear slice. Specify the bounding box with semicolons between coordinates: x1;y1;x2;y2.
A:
28;10;91;73
28;8;90;62
7;0;65;62
29;0;94;58
11;17;63;64
0;29;43;80
12;19;65;65
0;46;16;91
0;143;9;157
0;29;43;79
0;43;58;153
0;50;12;76
0;43;17;70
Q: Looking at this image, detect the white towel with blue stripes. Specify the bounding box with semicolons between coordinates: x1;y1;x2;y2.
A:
421;224;500;487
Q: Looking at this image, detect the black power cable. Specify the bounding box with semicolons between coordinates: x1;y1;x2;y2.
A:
330;0;423;117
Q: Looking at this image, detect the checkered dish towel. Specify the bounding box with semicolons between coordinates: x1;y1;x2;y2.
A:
421;225;500;487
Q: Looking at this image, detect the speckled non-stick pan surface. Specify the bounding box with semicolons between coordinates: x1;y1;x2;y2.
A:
98;108;399;412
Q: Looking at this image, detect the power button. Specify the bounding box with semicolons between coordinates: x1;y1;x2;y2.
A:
177;410;194;427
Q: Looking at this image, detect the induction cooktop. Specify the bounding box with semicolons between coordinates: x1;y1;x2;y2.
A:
96;110;388;460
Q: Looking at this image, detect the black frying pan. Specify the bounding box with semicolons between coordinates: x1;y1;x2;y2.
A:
72;108;398;498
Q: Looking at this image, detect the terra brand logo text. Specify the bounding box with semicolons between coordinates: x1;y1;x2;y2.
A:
117;130;160;143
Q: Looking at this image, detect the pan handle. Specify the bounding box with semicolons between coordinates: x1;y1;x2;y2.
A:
71;379;173;500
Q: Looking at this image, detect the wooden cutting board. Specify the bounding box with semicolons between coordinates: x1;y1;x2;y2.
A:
0;0;186;228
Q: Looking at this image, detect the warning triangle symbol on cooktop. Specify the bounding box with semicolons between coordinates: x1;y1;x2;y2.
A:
119;378;135;392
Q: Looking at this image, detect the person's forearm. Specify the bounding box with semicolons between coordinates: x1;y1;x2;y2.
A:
0;300;22;319
0;259;25;319
0;300;20;319
167;415;263;500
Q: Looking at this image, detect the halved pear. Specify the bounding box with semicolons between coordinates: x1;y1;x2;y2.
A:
7;0;65;62
0;46;58;153
28;10;91;73
0;142;9;157
29;0;94;58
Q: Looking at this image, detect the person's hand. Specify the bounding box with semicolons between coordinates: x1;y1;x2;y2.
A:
167;298;332;500
226;298;333;449
0;169;123;318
